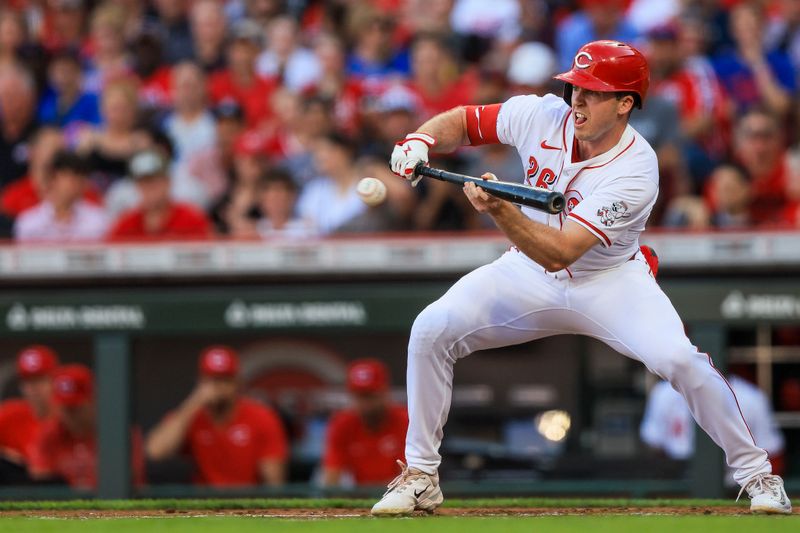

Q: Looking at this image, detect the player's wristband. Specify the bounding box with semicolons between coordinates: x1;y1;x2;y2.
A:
396;132;437;147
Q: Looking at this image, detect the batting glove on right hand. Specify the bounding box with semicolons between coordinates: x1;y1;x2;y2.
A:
391;133;436;186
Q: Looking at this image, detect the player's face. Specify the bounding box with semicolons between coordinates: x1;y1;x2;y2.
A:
136;174;171;211
203;376;238;405
59;403;94;435
571;86;632;143
49;170;85;206
20;376;52;415
353;391;388;423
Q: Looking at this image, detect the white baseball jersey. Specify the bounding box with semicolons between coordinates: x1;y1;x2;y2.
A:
641;377;785;459
478;93;659;277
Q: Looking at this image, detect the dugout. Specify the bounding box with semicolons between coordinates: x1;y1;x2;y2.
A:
0;232;798;500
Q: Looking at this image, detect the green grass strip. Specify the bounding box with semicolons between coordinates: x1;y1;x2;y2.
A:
0;498;746;512
1;516;798;533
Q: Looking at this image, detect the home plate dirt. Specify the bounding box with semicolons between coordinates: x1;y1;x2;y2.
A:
0;506;751;519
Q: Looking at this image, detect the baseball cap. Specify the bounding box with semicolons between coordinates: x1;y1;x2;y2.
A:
508;42;557;87
647;24;679;41
347;359;389;394
375;85;419;114
52;365;93;406
129;149;168;180
16;345;59;379
230;20;263;46
199;346;240;377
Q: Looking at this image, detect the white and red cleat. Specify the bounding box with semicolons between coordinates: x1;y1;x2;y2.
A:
738;474;792;514
371;461;444;516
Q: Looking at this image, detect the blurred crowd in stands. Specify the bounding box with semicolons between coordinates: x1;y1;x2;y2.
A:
0;344;408;489
2;0;800;242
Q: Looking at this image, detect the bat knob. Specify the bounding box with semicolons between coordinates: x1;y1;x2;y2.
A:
549;193;566;214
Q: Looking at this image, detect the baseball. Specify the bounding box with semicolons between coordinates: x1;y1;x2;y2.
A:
357;177;387;207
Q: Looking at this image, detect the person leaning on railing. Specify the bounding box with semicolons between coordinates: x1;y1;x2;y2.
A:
145;346;288;487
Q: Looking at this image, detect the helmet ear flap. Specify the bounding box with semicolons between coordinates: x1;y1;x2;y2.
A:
562;83;573;107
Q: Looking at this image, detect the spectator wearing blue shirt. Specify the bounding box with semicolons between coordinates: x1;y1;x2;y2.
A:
555;0;640;71
37;50;100;129
712;3;795;118
345;9;410;80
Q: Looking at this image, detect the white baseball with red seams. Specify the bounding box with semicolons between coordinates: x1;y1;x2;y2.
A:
356;177;387;206
402;93;773;490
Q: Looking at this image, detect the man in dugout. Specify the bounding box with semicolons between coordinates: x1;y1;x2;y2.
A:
321;359;409;486
28;364;146;489
0;345;58;482
145;345;288;486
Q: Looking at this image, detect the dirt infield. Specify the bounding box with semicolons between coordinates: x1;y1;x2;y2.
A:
0;505;752;519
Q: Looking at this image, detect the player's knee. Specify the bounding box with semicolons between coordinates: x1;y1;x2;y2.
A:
655;348;712;389
408;302;461;359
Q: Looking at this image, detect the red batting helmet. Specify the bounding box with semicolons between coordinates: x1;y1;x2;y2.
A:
554;40;650;109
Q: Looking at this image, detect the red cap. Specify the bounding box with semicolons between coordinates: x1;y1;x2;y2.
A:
347;358;389;393
554;40;650;108
52;365;93;406
17;345;59;379
199;346;239;377
233;131;267;157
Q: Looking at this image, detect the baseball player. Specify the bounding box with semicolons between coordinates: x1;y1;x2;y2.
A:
0;346;58;471
371;40;791;515
145;346;288;486
321;359;409;487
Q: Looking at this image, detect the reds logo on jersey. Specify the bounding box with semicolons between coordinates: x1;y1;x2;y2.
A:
563;190;583;214
597;201;631;227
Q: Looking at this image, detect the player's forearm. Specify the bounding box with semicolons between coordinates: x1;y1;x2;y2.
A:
144;402;198;460
145;419;189;460
259;459;286;486
490;203;580;271
416;107;469;153
320;468;342;487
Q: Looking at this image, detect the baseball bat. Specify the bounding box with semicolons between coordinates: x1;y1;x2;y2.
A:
414;163;565;214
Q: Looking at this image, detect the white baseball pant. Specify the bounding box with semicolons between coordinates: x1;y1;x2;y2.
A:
405;249;771;486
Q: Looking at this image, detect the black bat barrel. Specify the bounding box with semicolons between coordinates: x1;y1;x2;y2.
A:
414;164;565;214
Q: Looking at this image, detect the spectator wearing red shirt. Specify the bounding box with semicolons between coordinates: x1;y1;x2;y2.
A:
208;20;277;130
303;34;365;137
322;359;408;486
28;364;146;489
145;346;289;487
648;24;731;165
1;127;63;219
405;33;478;122
711;108;796;225
40;0;87;54
0;346;58;471
108;149;212;241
